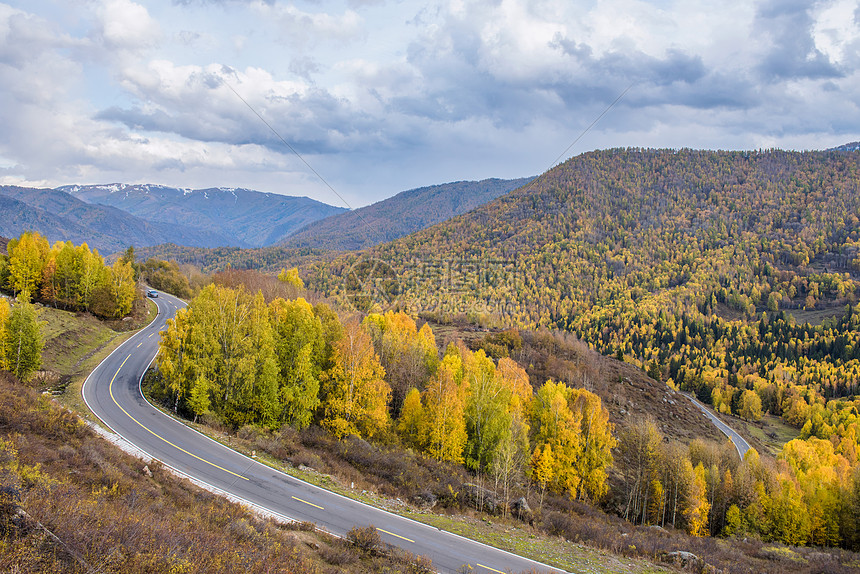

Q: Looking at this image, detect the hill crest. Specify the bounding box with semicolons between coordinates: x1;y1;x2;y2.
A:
281;177;532;250
60;183;347;248
0;185;237;253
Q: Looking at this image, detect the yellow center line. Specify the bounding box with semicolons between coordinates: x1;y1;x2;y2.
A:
148;333;155;338
109;354;248;481
477;564;505;574
292;496;324;510
376;527;414;543
136;342;143;348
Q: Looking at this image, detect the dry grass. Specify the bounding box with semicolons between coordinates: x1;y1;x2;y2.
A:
41;296;157;427
787;299;849;326
0;371;435;574
731;414;800;457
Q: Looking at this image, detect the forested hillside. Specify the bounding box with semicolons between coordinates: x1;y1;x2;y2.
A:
283;178;532;250
296;148;860;548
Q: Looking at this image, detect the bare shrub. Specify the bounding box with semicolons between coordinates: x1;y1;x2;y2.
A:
199;413;230;433
283;521;316;532
228;518;257;542
319;542;358;565
347;525;381;554
57;445;75;460
543;511;573;537
237;424;264;441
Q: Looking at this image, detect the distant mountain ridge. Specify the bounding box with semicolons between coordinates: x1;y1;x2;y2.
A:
2;177;532;258
0;186;238;253
61;184;347;248
281;177;533;250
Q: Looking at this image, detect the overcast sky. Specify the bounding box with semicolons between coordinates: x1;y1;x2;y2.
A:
0;0;858;207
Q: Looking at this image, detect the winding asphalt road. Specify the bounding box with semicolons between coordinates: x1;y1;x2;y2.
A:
82;292;562;574
683;393;751;459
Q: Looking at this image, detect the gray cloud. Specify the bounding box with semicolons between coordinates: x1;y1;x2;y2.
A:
755;0;843;80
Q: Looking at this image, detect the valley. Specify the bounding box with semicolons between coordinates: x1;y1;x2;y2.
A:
5;2;860;572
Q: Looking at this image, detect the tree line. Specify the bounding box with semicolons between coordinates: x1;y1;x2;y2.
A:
0;231;136;318
152;285;617;508
616;416;860;549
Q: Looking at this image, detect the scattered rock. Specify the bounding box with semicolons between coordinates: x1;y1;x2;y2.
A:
510;497;533;523
411;491;437;510
142;465;152;478
460;483;499;514
660;550;704;570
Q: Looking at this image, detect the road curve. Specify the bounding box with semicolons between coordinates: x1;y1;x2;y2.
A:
83;292;562;574
683;393;751;459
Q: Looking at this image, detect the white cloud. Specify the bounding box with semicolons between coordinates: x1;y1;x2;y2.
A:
0;0;857;205
252;1;366;50
97;0;161;51
812;0;860;66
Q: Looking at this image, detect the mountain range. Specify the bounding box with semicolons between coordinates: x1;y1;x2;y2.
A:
0;186;235;254
281;177;532;250
0;177;530;256
59;184;347;248
830;141;860;152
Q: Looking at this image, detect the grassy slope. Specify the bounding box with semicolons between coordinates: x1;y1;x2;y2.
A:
729;414;799;458
37;294;156;423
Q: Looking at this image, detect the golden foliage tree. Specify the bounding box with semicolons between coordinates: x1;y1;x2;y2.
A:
422;353;467;463
6;231;49;300
685;462;711;537
396;387;426;449
739;389;763;422
319;319;390;438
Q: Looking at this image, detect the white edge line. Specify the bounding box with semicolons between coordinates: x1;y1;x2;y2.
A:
80;295;343;540
85;421;306;531
91;294;565;574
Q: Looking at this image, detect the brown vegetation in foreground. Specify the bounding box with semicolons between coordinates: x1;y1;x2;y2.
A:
0;371;433;573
